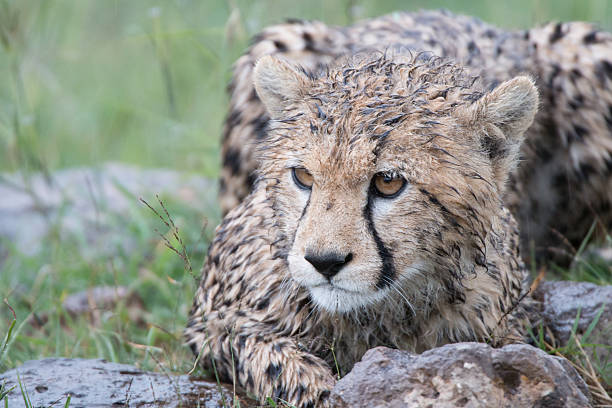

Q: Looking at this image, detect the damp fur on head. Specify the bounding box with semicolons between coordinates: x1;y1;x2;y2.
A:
251;52;537;316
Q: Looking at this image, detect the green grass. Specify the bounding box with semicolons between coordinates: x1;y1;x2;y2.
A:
1;0;612;406
0;0;611;177
528;305;612;405
0;194;215;373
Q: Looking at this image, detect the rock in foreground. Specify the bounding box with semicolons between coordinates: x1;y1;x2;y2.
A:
330;343;591;408
0;358;251;408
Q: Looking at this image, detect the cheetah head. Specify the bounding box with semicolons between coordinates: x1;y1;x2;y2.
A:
253;54;538;314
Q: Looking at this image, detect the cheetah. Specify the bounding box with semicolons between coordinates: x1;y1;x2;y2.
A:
218;10;612;264
186;49;538;406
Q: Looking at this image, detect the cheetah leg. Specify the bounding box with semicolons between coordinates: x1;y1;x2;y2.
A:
190;327;336;407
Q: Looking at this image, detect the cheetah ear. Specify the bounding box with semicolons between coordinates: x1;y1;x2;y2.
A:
462;76;539;191
254;55;310;119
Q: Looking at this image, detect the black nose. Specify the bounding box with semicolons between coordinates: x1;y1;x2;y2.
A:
304;251;353;279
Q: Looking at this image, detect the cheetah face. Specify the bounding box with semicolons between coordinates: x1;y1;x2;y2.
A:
253;55;538;314
284;162;429;313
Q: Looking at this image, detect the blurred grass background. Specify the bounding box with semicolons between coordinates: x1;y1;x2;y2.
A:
1;0;611;392
1;0;611;178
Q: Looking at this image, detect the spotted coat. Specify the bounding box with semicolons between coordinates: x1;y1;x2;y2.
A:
218;10;612;263
187;48;538;406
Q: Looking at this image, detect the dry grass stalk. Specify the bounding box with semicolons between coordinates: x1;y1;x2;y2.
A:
139;195;195;279
542;327;612;407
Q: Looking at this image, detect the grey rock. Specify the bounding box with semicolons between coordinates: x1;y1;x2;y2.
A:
0;163;218;259
61;286;145;326
27;286;146;330
534;281;612;344
0;358;253;408
329;343;591;408
533;280;612;392
62;286;141;316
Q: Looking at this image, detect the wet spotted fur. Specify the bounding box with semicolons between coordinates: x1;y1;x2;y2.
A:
218;10;612;263
186;48;538;406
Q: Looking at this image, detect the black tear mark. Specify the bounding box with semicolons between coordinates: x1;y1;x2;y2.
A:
364;191;396;289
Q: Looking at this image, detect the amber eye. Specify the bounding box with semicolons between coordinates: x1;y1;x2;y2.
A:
372;172;406;198
292;167;314;190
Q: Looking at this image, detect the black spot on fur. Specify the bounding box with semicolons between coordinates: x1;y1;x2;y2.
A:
534;143;553;163
255;297;270;311
266;363;282;380
484;29;497;39
237;335;247;349
481;134;506;160
246;172;257;190
548;64;561;90
226;109;242;128
273;40;287;52
606;105;612;129
569;68;583;83
467;40;479;56
295;385;307;404
549;23;564;43
596;60;612;84
315;104;326;119
583;30;599;44
302;32;315;52
251;115;269;139
319;390;331;401
189;341;199;356
442;275;466;304
302;355;317;366
210;250;221;267
570;125;588;142
578;163;596;180
568;94;584;110
223;148;241;175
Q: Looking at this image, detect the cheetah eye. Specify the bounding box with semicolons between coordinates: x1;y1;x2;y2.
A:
372;172;406;198
291;167;314;190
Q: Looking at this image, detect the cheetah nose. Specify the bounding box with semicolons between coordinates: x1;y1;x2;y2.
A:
304;251;353;279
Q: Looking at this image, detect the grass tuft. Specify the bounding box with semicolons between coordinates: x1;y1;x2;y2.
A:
529;309;612;406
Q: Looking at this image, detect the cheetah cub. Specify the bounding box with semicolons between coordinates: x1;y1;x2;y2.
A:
186;54;538;407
